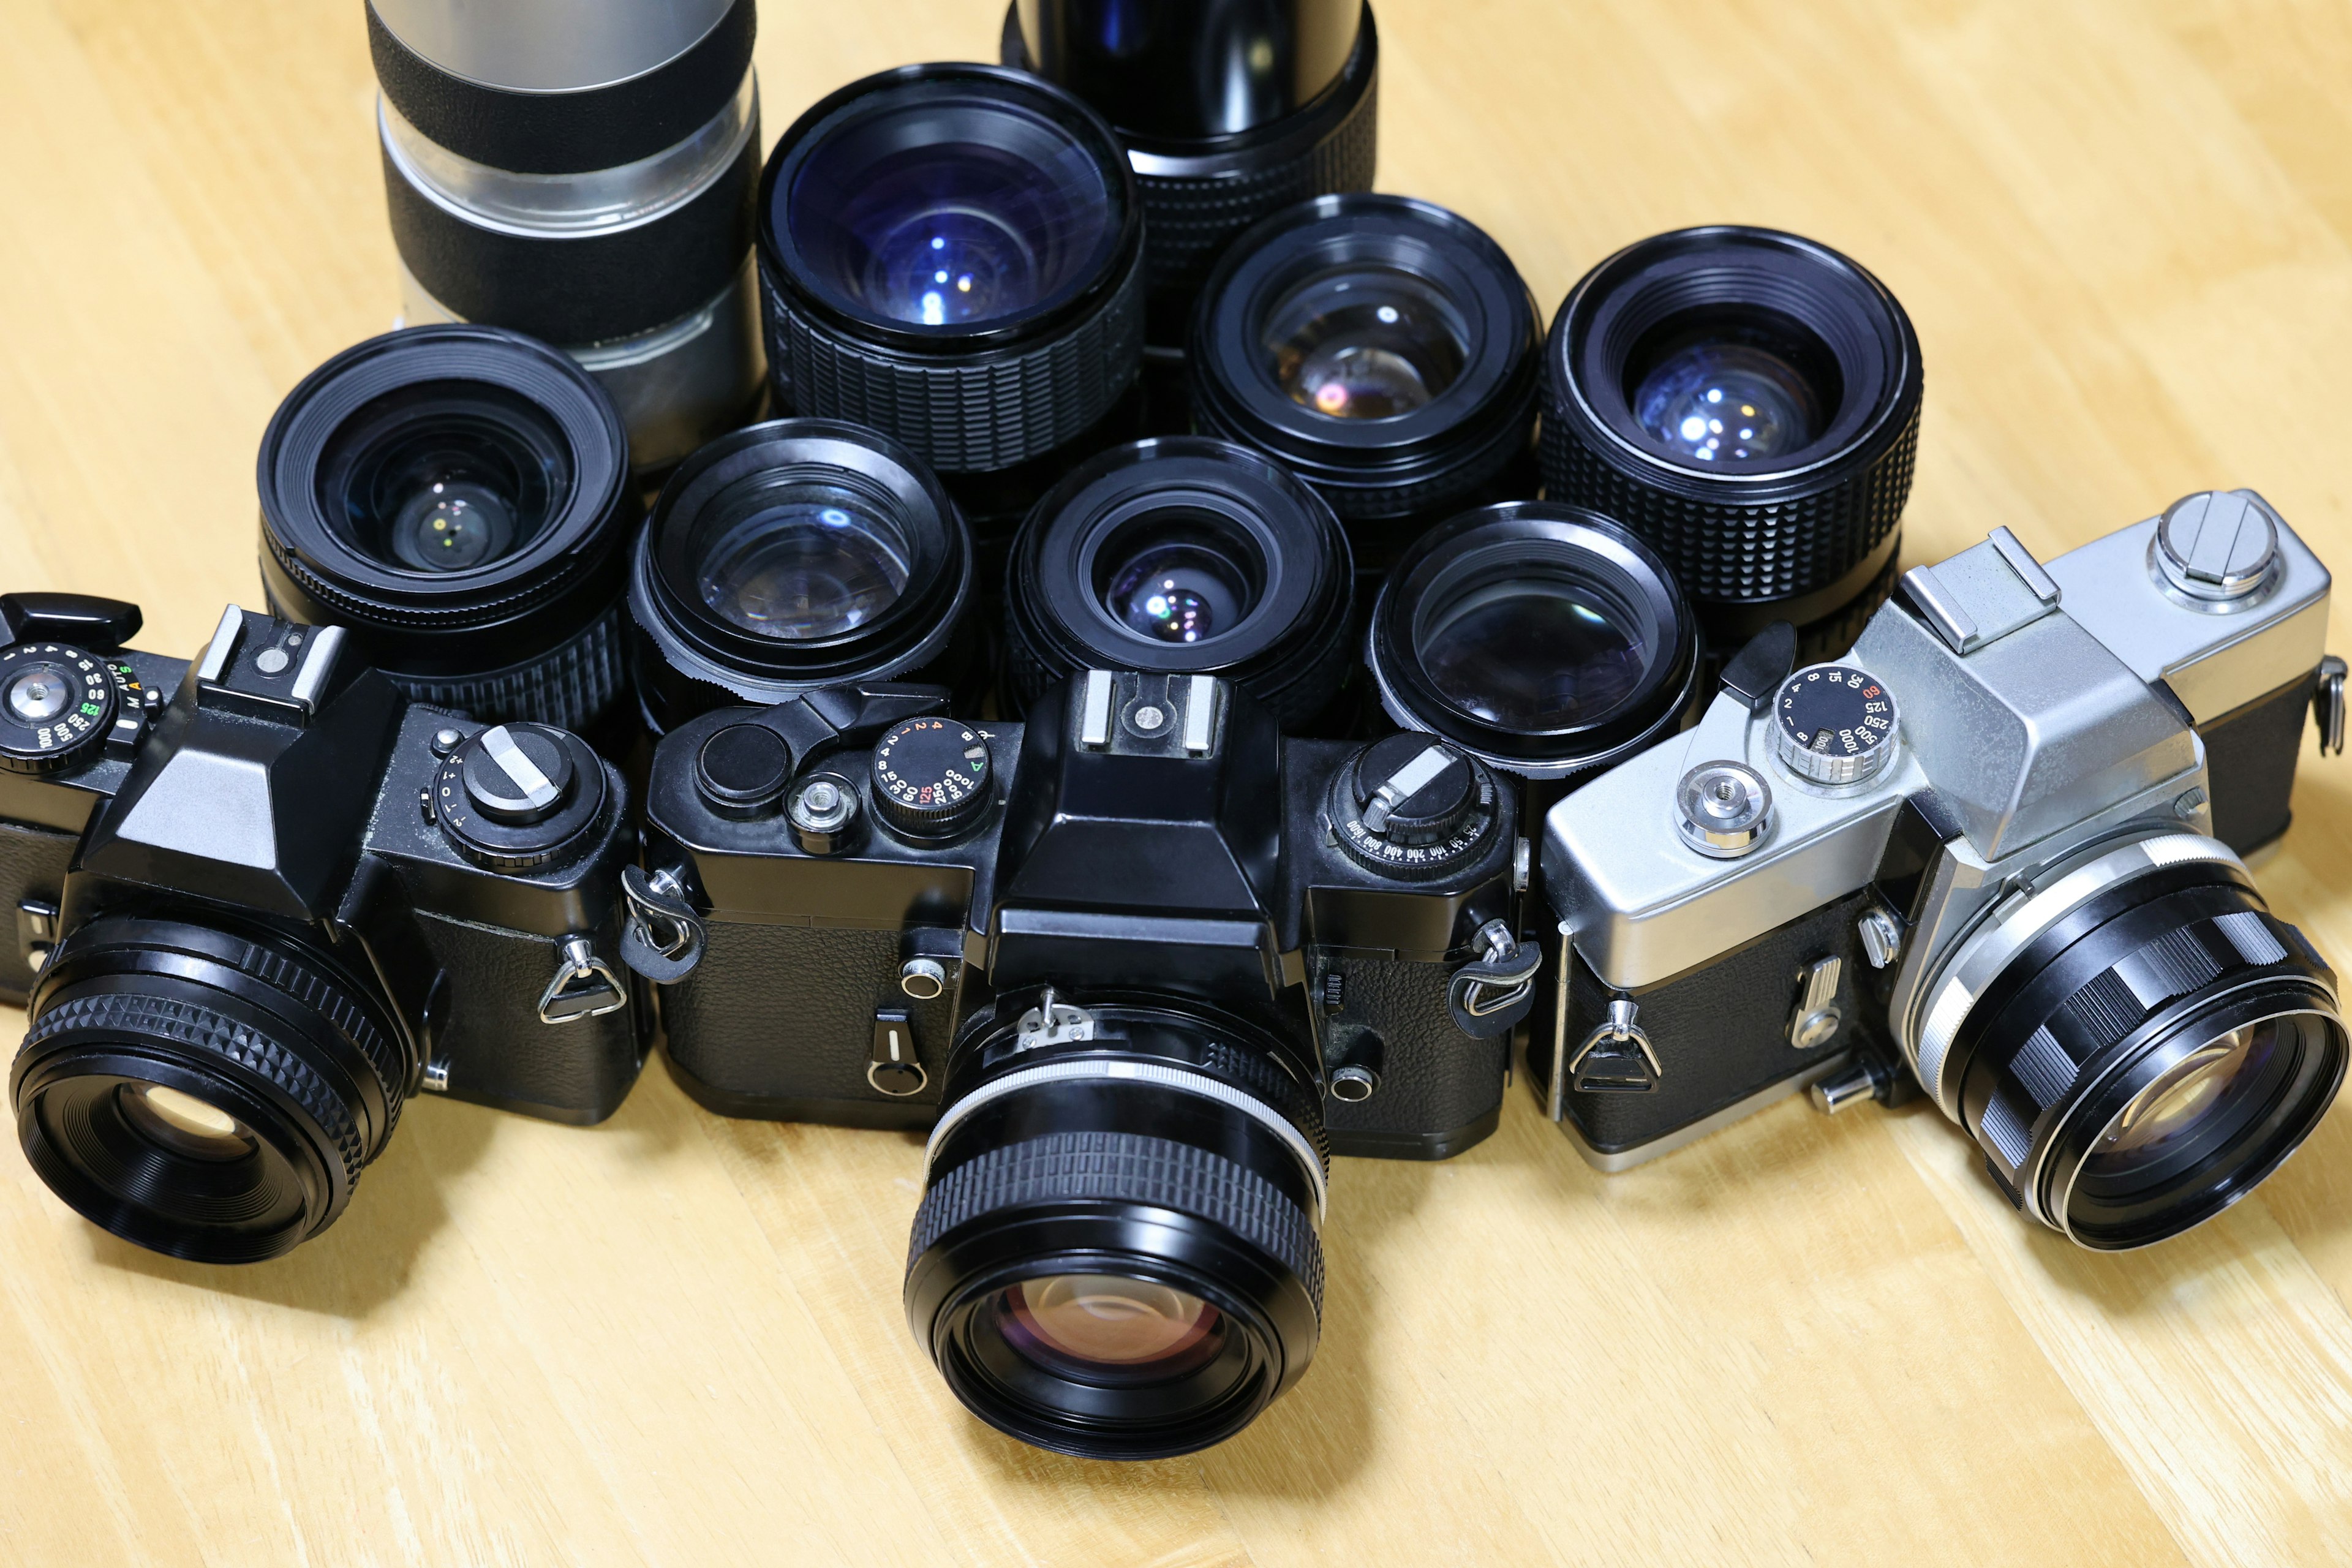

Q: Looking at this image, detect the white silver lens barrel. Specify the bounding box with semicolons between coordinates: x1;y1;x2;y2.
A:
369;0;765;470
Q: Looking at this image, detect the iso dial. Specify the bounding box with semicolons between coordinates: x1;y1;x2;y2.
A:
871;718;993;840
1772;663;1899;786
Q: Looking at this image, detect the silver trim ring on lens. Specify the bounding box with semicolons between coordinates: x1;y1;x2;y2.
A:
1909;832;2245;1118
378;70;756;238
922;1058;1329;1223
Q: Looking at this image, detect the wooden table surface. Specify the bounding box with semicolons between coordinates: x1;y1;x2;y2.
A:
4;0;2352;1562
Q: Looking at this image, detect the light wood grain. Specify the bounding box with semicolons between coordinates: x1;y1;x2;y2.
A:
1;1;2350;1562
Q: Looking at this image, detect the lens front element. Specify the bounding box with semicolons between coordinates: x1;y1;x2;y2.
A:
695;491;913;640
1632;341;1821;464
1266;265;1468;420
992;1275;1229;1381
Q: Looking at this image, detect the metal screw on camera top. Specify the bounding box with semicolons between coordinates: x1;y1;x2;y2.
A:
791;777;853;832
1676;761;1772;858
429;726;466;759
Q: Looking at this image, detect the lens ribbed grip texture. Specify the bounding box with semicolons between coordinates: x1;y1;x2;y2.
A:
911;1131;1325;1312
23;992;367;1188
382;599;627;731
761;262;1144;473
1539;406;1919;605
1133;81;1379;305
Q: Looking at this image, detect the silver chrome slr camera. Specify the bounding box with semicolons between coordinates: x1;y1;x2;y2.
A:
1536;491;2348;1248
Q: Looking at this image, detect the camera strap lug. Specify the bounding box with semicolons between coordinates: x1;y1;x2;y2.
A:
1446;920;1540;1038
619;864;706;983
2316;655;2346;756
1565;997;1662;1095
538;935;628;1024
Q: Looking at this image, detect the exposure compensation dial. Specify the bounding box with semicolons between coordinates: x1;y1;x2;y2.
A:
1772;663;1899;786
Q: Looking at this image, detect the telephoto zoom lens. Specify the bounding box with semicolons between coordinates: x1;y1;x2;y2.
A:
628;418;979;735
1191;193;1541;570
905;990;1326;1460
1004;0;1380;363
370;0;765;472
1539;226;1923;660
1003;437;1355;729
1368;502;1702;782
756;64;1146;541
258;325;639;737
13;914;415;1264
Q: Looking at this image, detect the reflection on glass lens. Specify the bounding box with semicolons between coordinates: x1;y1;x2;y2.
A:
2085;1020;2280;1180
390;478;516;571
5;666;74;725
1265;266;1468;420
1633;342;1820;462
1000;1274;1225;1376
1418;578;1646;731
867;208;1039;326
698;498;911;640
1106;538;1253;644
118;1082;252;1161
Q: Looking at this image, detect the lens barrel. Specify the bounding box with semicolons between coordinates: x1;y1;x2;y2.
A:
1539;226;1922;654
628;418;978;734
1005;1;1380;355
1912;834;2345;1250
1368;502;1700;782
757;62;1145;496
1003;437;1355;728
258;324;639;736
906;992;1325;1460
1191;194;1541;568
12;914;415;1264
371;0;766;472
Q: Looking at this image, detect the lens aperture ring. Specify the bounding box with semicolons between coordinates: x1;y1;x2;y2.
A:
910;1129;1325;1313
762;260;1145;473
1539;404;1919;607
21;991;367;1189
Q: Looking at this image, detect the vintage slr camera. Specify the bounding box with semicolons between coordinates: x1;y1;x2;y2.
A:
1;597;643;1264
624;668;1536;1457
1537;492;2347;1249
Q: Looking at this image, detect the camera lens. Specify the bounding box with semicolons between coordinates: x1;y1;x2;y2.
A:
11;914;415;1263
1004;1;1380;358
629;418;977;733
905;993;1325;1459
370;0;766;471
1003;438;1355;729
1540;227;1922;656
1368;502;1700;780
758;64;1145;484
258;325;639;736
1191;194;1541;567
1909;834;2346;1250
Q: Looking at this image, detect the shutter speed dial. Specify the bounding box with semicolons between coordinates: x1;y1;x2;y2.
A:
0;643;120;775
871;718;993;841
1330;734;1499;878
1773;663;1899;786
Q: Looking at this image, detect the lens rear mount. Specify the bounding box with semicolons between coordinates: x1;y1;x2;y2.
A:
1540;227;1922;641
906;993;1325;1459
1921;837;2346;1250
11;915;414;1264
1369;502;1700;782
1003;437;1355;728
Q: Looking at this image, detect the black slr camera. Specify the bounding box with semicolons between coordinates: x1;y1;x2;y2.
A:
625;668;1537;1457
1;595;643;1264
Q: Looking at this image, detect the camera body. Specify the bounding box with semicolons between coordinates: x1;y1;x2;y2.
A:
631;669;1534;1158
1534;494;2343;1240
0;597;646;1127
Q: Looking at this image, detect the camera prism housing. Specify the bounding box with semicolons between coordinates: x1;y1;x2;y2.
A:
1536;492;2345;1249
1;597;645;1262
631;670;1529;1158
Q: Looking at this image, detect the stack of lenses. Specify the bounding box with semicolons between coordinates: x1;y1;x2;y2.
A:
369;0;767;473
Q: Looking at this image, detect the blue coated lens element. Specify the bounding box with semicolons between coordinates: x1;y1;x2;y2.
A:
1632;342;1820;463
781;85;1118;334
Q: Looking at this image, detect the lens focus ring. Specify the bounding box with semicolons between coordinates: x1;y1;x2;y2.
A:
910;1130;1326;1312
763;260;1144;473
377;598;626;733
